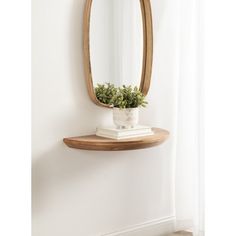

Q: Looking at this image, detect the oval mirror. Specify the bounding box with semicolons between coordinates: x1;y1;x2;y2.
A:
83;0;153;107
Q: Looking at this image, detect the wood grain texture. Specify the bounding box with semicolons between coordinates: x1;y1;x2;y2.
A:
168;232;193;236
83;0;153;108
63;128;169;151
139;0;153;96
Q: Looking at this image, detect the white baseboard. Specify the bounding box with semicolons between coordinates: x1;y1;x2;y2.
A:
102;216;176;236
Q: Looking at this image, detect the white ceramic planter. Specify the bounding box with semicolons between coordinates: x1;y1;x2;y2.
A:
113;107;139;129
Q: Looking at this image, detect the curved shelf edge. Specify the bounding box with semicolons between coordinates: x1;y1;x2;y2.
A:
63;128;169;151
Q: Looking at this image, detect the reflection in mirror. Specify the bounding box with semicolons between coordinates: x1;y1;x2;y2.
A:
90;0;143;88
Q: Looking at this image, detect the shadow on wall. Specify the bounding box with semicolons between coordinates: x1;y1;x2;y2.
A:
32;143;126;216
68;0;88;110
32;143;167;217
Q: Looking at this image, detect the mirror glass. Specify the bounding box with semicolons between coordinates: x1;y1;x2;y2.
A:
90;0;144;88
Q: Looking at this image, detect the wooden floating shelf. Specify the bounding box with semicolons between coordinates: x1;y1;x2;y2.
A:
63;128;169;151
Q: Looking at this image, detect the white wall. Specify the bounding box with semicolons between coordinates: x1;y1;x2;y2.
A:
32;0;179;235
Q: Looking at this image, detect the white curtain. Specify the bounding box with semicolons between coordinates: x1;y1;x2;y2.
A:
174;0;204;235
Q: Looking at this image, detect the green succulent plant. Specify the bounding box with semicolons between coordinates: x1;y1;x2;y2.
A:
111;85;148;109
94;83;148;109
95;83;117;105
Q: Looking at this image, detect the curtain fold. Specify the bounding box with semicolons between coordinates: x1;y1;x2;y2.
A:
174;0;203;235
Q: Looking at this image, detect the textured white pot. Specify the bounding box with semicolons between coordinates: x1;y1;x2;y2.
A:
113;107;139;129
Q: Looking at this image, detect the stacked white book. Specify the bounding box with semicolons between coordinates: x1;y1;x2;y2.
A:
96;125;154;140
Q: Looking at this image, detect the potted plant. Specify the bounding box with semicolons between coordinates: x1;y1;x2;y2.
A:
111;85;147;129
95;84;148;129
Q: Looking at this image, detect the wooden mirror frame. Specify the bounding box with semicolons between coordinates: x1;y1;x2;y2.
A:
83;0;153;108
